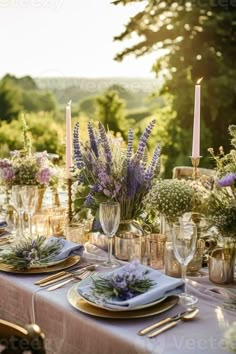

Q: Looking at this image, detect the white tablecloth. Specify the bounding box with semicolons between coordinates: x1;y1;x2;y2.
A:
0;252;235;354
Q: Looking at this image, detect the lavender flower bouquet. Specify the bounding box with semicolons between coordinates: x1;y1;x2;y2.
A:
72;120;161;226
0;151;56;187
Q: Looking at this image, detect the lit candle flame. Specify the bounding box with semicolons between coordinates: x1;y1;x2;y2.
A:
67;100;72;106
197;77;203;85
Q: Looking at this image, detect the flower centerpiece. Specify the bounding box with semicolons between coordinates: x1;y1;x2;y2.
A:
0;117;57;188
206;126;236;284
0;235;61;270
144;179;194;225
0;151;56;188
207;125;236;242
72;120;161;230
0;118;59;211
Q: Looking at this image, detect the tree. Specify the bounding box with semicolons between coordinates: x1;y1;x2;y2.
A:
95;90;127;136
113;0;236;175
78;96;97;117
3;74;38;90
0;79;22;122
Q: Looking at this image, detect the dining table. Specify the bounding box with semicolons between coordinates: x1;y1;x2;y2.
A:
0;245;235;354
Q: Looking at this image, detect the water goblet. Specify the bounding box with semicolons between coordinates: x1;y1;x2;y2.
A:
172;221;198;306
11;185;24;238
99;201;120;268
22;186;38;238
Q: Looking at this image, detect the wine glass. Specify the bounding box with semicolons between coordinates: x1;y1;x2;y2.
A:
172;221;198;306
11;186;24;239
99;201;120;267
22;186;38;238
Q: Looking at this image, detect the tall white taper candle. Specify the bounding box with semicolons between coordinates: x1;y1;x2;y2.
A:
66;100;72;178
192;78;203;158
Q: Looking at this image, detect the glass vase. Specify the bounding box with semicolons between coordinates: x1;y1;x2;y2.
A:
114;220;145;262
35;188;46;213
209;237;235;285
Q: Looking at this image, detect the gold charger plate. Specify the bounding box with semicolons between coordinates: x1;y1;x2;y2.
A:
0;255;80;274
68;284;178;319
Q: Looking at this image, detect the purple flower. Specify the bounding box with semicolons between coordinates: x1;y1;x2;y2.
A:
145;144;162;182
84;193;94;207
73;122;84;169
98;122;113;171
126;161;146;198
36;167;52;185
135;120;156;162
217;173;236;187
126;128;133;162
34;151;48;166
88;122;99;158
0;158;12;168
2;167;14;182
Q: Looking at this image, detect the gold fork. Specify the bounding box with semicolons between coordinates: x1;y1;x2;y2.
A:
47;270;96;291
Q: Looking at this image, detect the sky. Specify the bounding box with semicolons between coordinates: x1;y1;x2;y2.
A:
0;0;158;78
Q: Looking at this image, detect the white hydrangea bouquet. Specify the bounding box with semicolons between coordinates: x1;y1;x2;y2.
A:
144;179;194;224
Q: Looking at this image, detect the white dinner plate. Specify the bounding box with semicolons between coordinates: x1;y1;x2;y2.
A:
68;284;178;318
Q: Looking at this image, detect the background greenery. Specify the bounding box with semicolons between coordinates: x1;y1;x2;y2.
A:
0;0;235;176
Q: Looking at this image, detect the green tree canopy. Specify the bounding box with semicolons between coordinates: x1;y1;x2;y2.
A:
3;74;38;90
0;79;22;122
113;0;236;175
95;90;127;136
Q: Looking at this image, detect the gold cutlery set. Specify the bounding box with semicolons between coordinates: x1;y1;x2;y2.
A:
138;307;199;338
35;264;97;291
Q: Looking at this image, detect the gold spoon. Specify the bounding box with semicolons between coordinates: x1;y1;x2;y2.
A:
148;308;199;338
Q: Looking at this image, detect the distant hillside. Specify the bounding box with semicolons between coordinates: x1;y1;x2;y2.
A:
35;77;161;108
35;77;159;92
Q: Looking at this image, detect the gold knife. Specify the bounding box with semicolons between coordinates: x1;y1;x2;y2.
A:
34;264;94;285
37;265;96;287
148;321;179;338
34;271;67;285
47;270;92;291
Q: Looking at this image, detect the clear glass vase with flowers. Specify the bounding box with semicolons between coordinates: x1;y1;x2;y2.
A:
72;120;162;261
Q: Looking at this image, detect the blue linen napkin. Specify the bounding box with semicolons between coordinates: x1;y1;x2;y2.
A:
77;263;184;310
45;237;84;261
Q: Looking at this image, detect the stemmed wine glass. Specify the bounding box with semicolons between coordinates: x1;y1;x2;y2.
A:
22;186;38;238
172;221;198;306
11;186;24;239
99;201;120;268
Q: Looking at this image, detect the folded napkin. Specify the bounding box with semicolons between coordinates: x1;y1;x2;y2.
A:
78;263;184;310
45;237;84;261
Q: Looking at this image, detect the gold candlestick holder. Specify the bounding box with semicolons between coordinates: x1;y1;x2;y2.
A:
67;178;73;224
190;156;201;180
